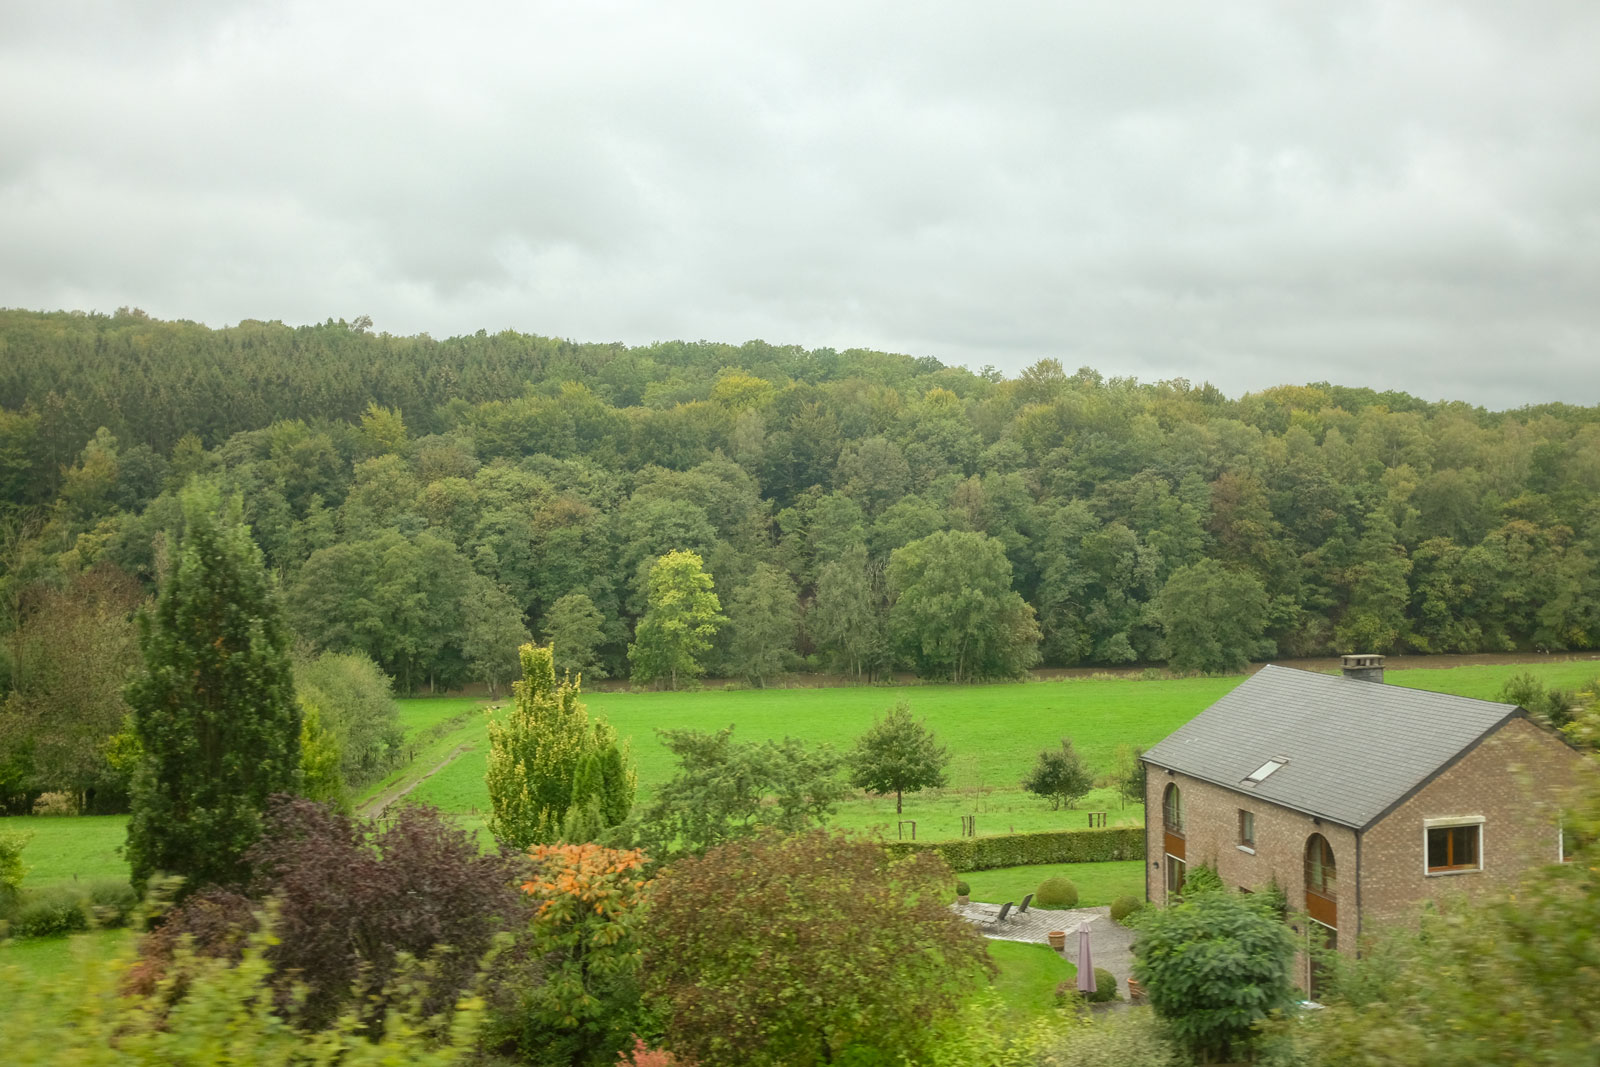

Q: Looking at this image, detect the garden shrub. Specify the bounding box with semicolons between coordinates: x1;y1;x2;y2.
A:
955;879;970;897
1034;1008;1183;1066
1109;894;1144;925
10;886;89;937
1132;889;1297;1063
245;796;524;1030
1054;968;1119;1005
1180;861;1224;896
1035;876;1079;908
85;878;139;927
645;830;992;1067
882;825;1143;872
129;888;258;995
30;791;77;816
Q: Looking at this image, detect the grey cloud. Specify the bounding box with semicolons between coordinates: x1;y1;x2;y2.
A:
2;1;1599;408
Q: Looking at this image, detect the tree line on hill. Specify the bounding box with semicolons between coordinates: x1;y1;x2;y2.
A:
4;307;1600;806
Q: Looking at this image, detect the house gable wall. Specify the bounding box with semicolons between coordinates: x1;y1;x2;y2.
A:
1359;715;1589;928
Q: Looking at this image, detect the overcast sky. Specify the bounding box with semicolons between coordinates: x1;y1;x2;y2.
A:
4;2;1598;409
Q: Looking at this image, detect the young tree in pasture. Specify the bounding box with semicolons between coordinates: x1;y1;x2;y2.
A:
628;549;725;689
887;529;1041;681
1114;743;1146;809
1022;738;1094;810
1151;558;1274;674
485;642;635;849
540;591;610;679
726;562;799;687
846;700;949;814
645;830;992;1067
460;575;531;696
639;726;847;856
1132;890;1297;1064
125;485;301;894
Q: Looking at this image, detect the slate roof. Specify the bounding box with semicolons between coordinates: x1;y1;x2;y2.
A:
1141;664;1522;830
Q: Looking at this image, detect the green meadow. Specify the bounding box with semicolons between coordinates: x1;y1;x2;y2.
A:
9;658;1599;893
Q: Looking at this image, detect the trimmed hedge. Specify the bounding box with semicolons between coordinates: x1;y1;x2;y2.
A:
883;826;1144;873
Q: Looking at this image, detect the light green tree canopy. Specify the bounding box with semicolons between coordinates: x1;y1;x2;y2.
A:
484;642;634;849
628;550;725;689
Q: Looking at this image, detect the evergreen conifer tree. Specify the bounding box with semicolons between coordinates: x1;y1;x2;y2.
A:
125;485;301;892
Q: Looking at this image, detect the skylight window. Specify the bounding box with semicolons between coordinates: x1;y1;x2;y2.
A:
1245;759;1287;784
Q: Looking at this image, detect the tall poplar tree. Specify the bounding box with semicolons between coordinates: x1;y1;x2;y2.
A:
125;485;301;893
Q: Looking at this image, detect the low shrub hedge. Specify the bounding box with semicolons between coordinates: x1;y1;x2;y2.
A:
883;826;1144;872
1035;877;1078;908
10;886;90;938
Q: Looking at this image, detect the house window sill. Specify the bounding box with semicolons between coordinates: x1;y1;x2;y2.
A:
1426;866;1482;877
1236;845;1256;855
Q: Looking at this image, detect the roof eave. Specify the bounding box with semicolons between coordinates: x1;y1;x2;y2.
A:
1140;754;1364;831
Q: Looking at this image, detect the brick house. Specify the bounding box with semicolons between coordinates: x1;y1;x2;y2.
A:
1141;656;1590;990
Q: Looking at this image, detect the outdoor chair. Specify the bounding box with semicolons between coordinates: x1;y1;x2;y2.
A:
984;901;1014;926
1016;893;1034;914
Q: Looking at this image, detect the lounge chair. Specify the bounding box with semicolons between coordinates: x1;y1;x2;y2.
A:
1016;893;1034;914
983;901;1014;926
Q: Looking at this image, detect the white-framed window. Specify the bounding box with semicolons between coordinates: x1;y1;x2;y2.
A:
1238;809;1255;849
1424;816;1484;875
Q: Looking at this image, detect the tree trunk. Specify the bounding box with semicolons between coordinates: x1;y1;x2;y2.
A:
896;789;902;814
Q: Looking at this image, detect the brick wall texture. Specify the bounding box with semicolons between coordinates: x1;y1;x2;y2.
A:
1144;713;1589;988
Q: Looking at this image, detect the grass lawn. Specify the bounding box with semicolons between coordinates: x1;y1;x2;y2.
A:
963;860;1145;909
0;928;132;983
986;939;1077;1019
5;658;1593;890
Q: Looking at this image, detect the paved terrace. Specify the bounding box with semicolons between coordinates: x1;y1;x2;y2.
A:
953;901;1136;989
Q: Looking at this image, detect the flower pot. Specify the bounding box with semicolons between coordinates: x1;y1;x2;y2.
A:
957;894;970;906
1047;930;1067;951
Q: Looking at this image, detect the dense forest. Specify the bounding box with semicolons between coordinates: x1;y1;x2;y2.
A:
3;305;1599;806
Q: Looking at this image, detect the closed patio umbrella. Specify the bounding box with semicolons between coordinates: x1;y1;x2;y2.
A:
1075;920;1097;994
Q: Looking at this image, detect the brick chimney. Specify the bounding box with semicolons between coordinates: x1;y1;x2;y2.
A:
1340;653;1385;683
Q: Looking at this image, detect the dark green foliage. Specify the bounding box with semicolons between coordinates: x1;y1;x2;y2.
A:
125;485;301;894
1496;670;1577;727
887;530;1041;681
1152;558;1274;673
1109;894;1145;924
1056;968;1120;1005
1181;862;1225;896
1132;890;1298;1063
882;825;1145;872
846;699;949;814
541;592;610;680
0;829;26;916
10;885;90;937
1035;876;1079;908
644;830;993;1067
638;725;847;857
1022;738;1094;810
955;879;970;897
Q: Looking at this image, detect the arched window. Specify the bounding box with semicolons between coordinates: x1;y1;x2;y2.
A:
1163;784;1184;835
1305;834;1336;898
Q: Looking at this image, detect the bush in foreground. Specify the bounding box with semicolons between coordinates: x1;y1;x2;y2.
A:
1109;894;1145;925
0;919;481;1066
1132;889;1297;1063
645;829;991;1066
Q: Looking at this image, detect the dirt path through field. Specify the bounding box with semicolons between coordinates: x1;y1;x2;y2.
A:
359;743;473;818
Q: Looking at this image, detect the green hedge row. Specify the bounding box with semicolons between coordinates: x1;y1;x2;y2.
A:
884;825;1146;872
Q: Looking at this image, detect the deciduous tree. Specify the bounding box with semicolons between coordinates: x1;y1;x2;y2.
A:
1022;738;1094;810
725;562;798;687
628;550;724;689
887;530;1041;681
1151;558;1273;674
541;592;610;679
846;700;949;814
